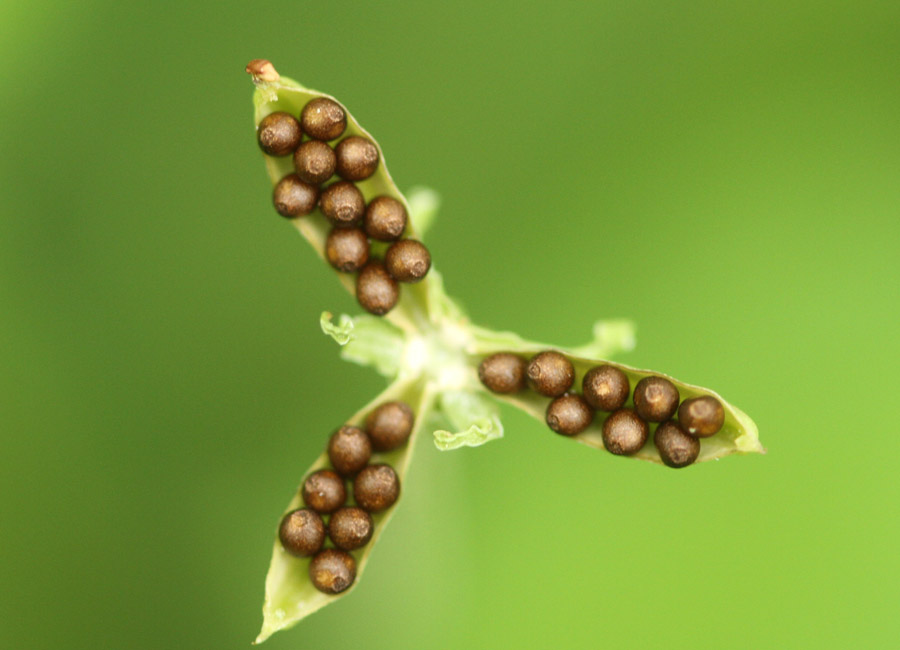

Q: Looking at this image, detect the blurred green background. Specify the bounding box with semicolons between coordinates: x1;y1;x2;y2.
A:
2;1;898;648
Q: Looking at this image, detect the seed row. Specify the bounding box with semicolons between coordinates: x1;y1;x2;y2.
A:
277;400;414;594
257;101;431;316
478;351;725;468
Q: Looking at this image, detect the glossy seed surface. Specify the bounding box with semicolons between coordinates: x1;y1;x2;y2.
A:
301;469;347;514
365;401;414;451
356;260;399;315
654;420;701;468
301;98;347;141
633;376;680;422
257;111;302;156
678;396;725;437
385;239;431;283
309;548;356;594
335;135;379;180
293;140;336;185
526;351;575;397
546;394;594;435
272;173;318;217
278;508;325;557
328;506;374;551
353;464;400;512
320;181;365;227
364;196;407;241
478;353;528;394
582;365;630;411
327;425;372;476
602;408;649;455
326;227;370;273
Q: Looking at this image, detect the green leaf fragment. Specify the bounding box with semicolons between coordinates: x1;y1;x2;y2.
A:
433;390;504;450
320;312;405;377
319;311;354;345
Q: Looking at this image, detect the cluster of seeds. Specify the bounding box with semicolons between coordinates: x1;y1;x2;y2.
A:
478;351;725;468
256;100;431;316
277;401;414;593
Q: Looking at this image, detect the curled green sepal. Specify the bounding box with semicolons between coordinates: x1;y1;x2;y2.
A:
406;186;440;240
432;390;504;450
320;312;405;378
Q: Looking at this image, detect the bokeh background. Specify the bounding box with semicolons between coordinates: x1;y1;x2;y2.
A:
2;1;898;648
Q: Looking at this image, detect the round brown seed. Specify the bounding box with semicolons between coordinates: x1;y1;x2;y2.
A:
633;376;680;422
278;508;325;557
678;396;725;437
478;353;527;394
327;425;372;476
602;408;649;455
326;227;370;273
335;136;380;181
356;260;399;315
582;365;630;411
654;420;701;468
272;173;318;218
320;181;365;227
385;239;431;283
328;507;374;551
354;464;400;512
293;140;336;185
546;394;594;436
257;111;302;156
301;469;346;514
309;548;356;594
365;401;414;451
301;97;347;141
526;351;575;397
364;196;407;241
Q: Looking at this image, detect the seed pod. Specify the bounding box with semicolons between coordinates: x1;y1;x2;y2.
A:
546;394;594;436
526;351;575;397
293;140;336;185
328;506;374;551
325;227;370;273
602;408;649;455
478;353;527;394
385;239;431;283
278;508;325;557
300;98;347;141
365;401;414;451
257;111;302;156
327;425;372;476
320;181;365;227
582;365;630;411
356;260;399;316
633;376;680;422
364;196;407;241
678;396;725;437
353;464;400;512
654;420;701;468
301;469;346;514
309;548;356;594
272;173;318;218
335;136;380;181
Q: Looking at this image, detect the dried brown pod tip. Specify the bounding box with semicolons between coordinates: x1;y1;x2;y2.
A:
526;351;575;397
356;260;399;316
478;353;528;394
582;365;630;411
320;181;365;227
328;506;374;551
293;140;336;185
654;421;701;468
257;112;302;157
385;239;431;283
326;227;370;273
633;376;680;423
301;97;347;141
327;425;372;476
245;59;279;82
278;508;325;557
335;136;380;181
272;173;318;218
546;394;594;436
365;401;414;451
602;408;649;456
364;196;407;241
353;464;400;512
309;548;356;594
677;396;725;437
301;469;347;514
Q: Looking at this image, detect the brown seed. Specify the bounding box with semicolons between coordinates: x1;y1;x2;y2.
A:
328;507;374;551
257;111;302;156
335;136;380;181
678;396;725;437
526;351;575;397
353;464;400;512
327;425;372;476
582;365;630;411
385;239;431;283
546;394;594;436
272;173;318;218
278;508;325;557
633;376;680;422
365;401;414;451
326;227;370;273
478;353;528;394
309;548;356;594
364;196;407;241
654;420;701;468
356;260;399;316
301;469;346;514
293;140;336;184
320;181;365;227
301;97;347;141
602;408;649;455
